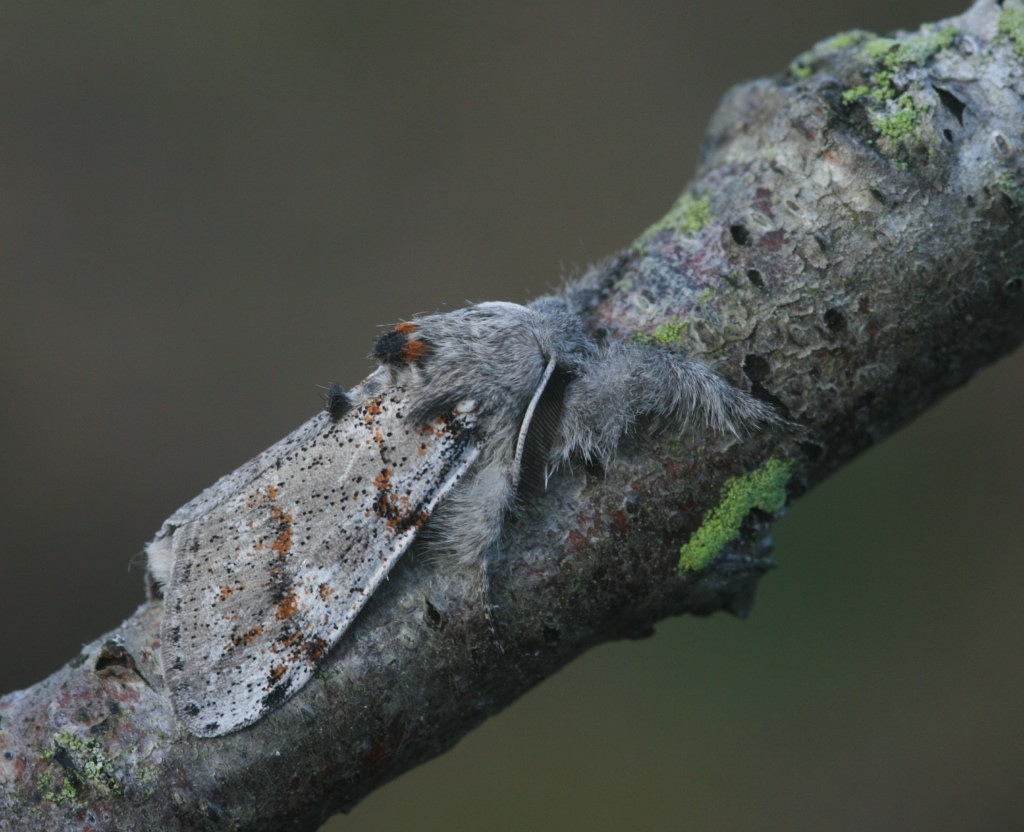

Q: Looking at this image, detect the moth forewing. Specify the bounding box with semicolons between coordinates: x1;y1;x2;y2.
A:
159;386;481;736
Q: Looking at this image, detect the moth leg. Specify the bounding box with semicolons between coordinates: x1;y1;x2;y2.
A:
427;459;514;568
553;342;780;466
421;456;519;642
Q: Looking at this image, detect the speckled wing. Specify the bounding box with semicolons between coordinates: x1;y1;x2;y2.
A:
159;383;480;737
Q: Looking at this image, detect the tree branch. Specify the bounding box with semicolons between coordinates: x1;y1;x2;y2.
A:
2;1;1021;828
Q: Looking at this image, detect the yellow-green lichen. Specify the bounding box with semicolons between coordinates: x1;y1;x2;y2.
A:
788;29;873;78
634;193;712;250
861;25;957;68
841;84;871;106
995;173;1024;206
861;36;899;61
821;30;873;51
873;93;922;141
632;317;690;348
842;69;898;108
999;4;1024;57
38;731;123;804
840;26;955;148
37;768;79;805
678;458;795;572
789;61;813;80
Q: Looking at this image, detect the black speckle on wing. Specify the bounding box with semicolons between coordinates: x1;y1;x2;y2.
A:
162;385;481;736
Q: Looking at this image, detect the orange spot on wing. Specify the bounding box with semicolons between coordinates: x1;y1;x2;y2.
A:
394;321;417;334
218;584;240;601
373;468;393;491
275;630;304;649
243;485;294;560
363;396;386;425
271;518;293;555
416;419;452;439
226;625;264;651
276;595;299;620
303;637;329;662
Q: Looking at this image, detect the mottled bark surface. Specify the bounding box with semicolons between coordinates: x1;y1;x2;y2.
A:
1;2;1021;829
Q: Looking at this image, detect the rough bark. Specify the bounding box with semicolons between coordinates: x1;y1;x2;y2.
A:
2;1;1022;829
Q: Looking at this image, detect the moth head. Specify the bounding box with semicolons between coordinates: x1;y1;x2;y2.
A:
380;301;594;426
371;321;432;367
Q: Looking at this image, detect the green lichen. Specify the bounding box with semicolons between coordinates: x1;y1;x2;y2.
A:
841;84;871;106
38;731;123;805
634;193;712;250
839;26;955;149
871;70;896;101
677;458;795;572
995;173;1024;207
999;4;1024;57
788;29;873;78
789;61;813;80
632;317;690;348
862;25;957;68
843;70;897;108
133;761;158;801
862;36;899;60
37;769;79;805
821;30;873;51
795;24;955;89
873;93;921;141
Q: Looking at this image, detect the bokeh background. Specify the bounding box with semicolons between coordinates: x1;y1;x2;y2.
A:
2;2;1021;830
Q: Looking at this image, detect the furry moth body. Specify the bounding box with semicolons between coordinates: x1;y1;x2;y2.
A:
147;298;776;736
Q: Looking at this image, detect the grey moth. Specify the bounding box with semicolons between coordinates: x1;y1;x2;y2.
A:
147;298;774;736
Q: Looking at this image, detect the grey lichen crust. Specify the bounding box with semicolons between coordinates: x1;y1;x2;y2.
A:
1;2;1021;829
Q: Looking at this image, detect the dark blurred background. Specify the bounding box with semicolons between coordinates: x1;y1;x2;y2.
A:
2;2;1021;830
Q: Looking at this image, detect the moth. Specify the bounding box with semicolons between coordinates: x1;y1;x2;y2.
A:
147;298;775;736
